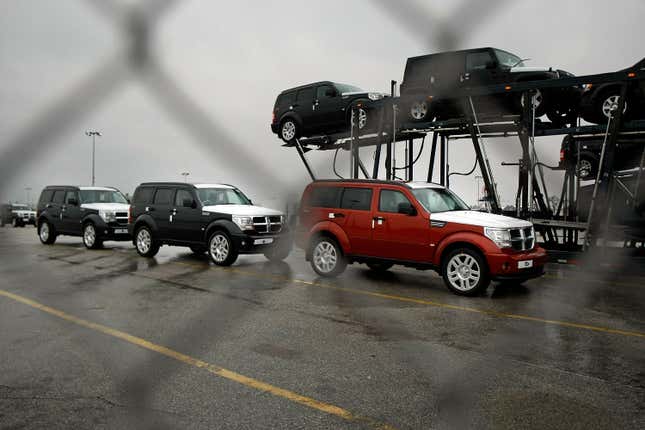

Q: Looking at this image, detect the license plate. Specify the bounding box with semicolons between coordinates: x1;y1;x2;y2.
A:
114;228;128;234
254;238;274;245
518;260;533;269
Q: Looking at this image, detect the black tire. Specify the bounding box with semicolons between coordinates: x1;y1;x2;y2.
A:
366;262;394;272
82;222;103;250
310;236;347;277
12;218;20;228
577;155;598;180
519;88;547;118
408;100;433;122
38;220;56;245
190;245;207;255
441;247;490;296
264;243;291;262
349;107;369;132
208;230;238;266
592;88;628;124
135;225;160;258
279;118;299;143
546;105;576;128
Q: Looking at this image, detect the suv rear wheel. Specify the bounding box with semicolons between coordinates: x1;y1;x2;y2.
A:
596;90;628;123
38;220;56;245
441;248;490;296
83;222;103;249
280;119;298;143
409;100;430;121
135;226;159;258
310;236;347;277
208;231;238;266
350;108;368;131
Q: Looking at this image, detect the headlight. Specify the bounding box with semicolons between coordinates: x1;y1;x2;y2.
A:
368;92;384;101
232;215;254;231
484;227;512;248
99;210;116;223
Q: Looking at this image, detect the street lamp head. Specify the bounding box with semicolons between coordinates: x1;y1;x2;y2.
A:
85;130;102;137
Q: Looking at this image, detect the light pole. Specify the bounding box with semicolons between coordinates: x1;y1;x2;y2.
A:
85;130;101;186
25;187;32;205
181;172;190;182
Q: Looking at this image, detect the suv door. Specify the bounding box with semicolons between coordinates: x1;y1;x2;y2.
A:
169;188;202;243
48;189;66;230
150;187;175;239
371;187;430;262
294;87;316;134
61;189;81;234
464;49;502;113
313;84;345;131
337;187;374;256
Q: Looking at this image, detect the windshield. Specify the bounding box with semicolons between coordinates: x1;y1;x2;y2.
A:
411;187;470;213
13;204;29;210
196;188;251;206
495;49;524;68
334;83;364;94
80;190;128;204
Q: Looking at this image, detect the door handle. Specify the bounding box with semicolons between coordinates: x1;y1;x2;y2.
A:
146;206;155;212
328;213;345;219
460;73;470;82
46;204;52;208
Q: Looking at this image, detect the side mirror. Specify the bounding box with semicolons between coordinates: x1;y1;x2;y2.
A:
325;88;337;97
68;198;78;206
397;202;416;215
183;198;196;208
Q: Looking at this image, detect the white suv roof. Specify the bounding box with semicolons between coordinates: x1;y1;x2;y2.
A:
79;186;118;191
193;183;234;189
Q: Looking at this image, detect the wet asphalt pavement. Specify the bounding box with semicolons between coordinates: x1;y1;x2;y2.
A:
0;226;644;429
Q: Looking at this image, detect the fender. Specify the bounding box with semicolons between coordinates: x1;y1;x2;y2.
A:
203;219;241;242
279;112;302;127
434;231;496;266
37;214;54;228
309;221;352;255
133;214;158;235
82;213;107;230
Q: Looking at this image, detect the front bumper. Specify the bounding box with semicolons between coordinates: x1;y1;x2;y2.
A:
97;223;131;241
487;246;548;281
231;231;292;254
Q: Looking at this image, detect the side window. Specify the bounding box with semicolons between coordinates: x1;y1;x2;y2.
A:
133;187;154;204
466;51;494;72
153;188;174;205
64;191;78;204
296;87;314;103
175;189;194;207
309;186;341;208
278;92;296;107
379;189;412;213
316;85;333;100
340;188;372;211
52;190;65;204
39;190;54;204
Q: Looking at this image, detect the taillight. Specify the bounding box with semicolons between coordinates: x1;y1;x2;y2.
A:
272;110;276;124
128;206;133;224
560;150;565;162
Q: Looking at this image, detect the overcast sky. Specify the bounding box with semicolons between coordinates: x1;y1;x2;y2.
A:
1;0;644;208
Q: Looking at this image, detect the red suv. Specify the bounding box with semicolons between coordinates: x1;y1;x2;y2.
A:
296;180;547;296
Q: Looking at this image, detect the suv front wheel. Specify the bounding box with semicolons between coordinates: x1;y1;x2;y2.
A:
208;231;238;266
310;236;347;277
135;226;160;258
441;248;490;296
38;220;57;245
83;222;103;250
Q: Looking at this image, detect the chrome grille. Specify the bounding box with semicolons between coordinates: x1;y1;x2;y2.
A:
115;212;129;225
510;226;535;251
252;216;282;234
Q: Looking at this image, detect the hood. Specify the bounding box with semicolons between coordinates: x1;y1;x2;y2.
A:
13;209;36;215
510;66;552;73
202;204;283;216
341;91;388;100
432;210;532;228
81;203;130;212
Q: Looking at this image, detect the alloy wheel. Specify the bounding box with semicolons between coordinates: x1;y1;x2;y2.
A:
578;159;593;179
40;223;49;242
446;253;481;292
137;229;151;254
410;101;428;120
281;121;296;141
350;108;367;130
209;234;230;263
312;240;337;274
601;95;627;119
84;224;96;248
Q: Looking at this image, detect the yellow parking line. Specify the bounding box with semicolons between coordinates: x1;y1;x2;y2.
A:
0;289;396;430
173;261;645;339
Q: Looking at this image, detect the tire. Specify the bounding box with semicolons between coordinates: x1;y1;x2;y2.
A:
350;107;368;131
83;222;103;250
409;100;432;122
189;245;207;255
546;105;575;128
366;262;394;272
13;218;20;228
208;230;238;266
135;225;159;258
310;236;347;277
279;118;299;143
577;156;598;180
264;243;291;262
593;89;628;124
520;89;547;118
38;220;56;245
441;248;490;296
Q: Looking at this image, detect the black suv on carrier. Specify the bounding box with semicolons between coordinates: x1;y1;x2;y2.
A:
36;186;131;248
128;182;292;265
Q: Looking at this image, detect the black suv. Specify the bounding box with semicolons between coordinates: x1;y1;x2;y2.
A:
36;186;131;248
400;47;580;126
579;58;645;124
559;134;645;180
128;182;292;265
271;81;386;143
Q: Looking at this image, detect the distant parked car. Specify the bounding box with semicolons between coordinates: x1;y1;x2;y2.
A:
579;58;645;124
559;134;645;180
128;182;292;264
400;47;581;126
0;203;36;227
271;81;387;143
36;186;131;248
